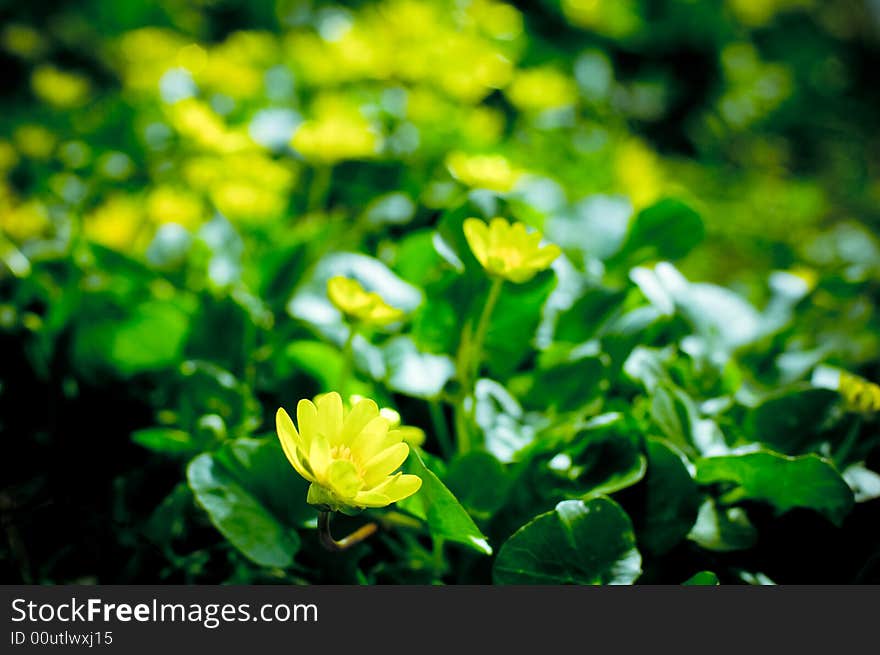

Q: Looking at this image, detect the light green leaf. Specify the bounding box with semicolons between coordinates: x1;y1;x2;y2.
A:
400;448;492;555
683;571;720;585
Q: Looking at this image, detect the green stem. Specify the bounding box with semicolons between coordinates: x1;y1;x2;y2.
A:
317;511;378;552
469;277;504;382
307;165;333;213
428;399;453;458
453;277;504;454
834;415;862;468
338;327;356;394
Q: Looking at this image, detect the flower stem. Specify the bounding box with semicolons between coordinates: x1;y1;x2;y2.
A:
429;399;453;458
338;327;356;394
469;277;504;382
317;511;378;552
307;165;332;212
453;277;504;454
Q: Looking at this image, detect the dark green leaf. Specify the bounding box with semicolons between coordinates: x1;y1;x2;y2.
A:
493;497;642;584
187;438;310;567
696;450;854;525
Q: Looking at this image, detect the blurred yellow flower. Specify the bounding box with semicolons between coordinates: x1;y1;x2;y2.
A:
561;0;641;37
147;186;205;229
466;0;524;40
84;195;145;251
614;138;664;209
291;112;380;165
327;276;405;326
31;65;90;108
506;67;578;112
211;182;287;223
1;24;45;59
0;141;19;172
839;372;880;416
13;125;56;160
169;99;253;153
463;217;561;283
0;200;50;242
446;151;522;192
276;392;422;512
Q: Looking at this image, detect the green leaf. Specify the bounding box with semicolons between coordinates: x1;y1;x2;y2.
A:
613;198;704;266
400;448;492;555
649;383;699;454
696;450;854;526
484;271;556;378
553;286;627;344
549;432;647;500
525;351;606;413
382;336;455;399
187;438;310;567
74;298;191;376
132;427;196;455
744;387;839;454
688;497;757;552
475;379;538;463
493;497;642;584
444;451;511;519
683;571;720;585
637;438;701;554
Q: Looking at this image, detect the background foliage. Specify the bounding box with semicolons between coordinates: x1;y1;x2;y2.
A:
2;0;880;584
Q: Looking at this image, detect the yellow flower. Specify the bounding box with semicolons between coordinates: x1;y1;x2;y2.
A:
463;217;561;283
291;113;380;165
446;151;522;192
614;138;664;209
839;371;880;416
0;200;50;242
84;194;145;251
31;65;90;108
13;125;56;160
505;67;578;113
276;392;423;512
327;276;405;326
147;186;205;229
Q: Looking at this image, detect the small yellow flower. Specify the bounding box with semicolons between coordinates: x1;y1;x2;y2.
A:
446;151;522;192
291;111;380;165
276;392;423;512
839;371;880;416
505;67;578;113
31;65;90;108
463;217;561;283
327;276;405;326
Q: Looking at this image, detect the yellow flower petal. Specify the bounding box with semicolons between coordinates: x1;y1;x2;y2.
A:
309;431;331;480
383;474;422;503
340;397;380;444
349;416;394;463
316;391;344;446
463;217;490;267
276;408;314;482
297;398;318;452
354;472;422;507
362;442;410;487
